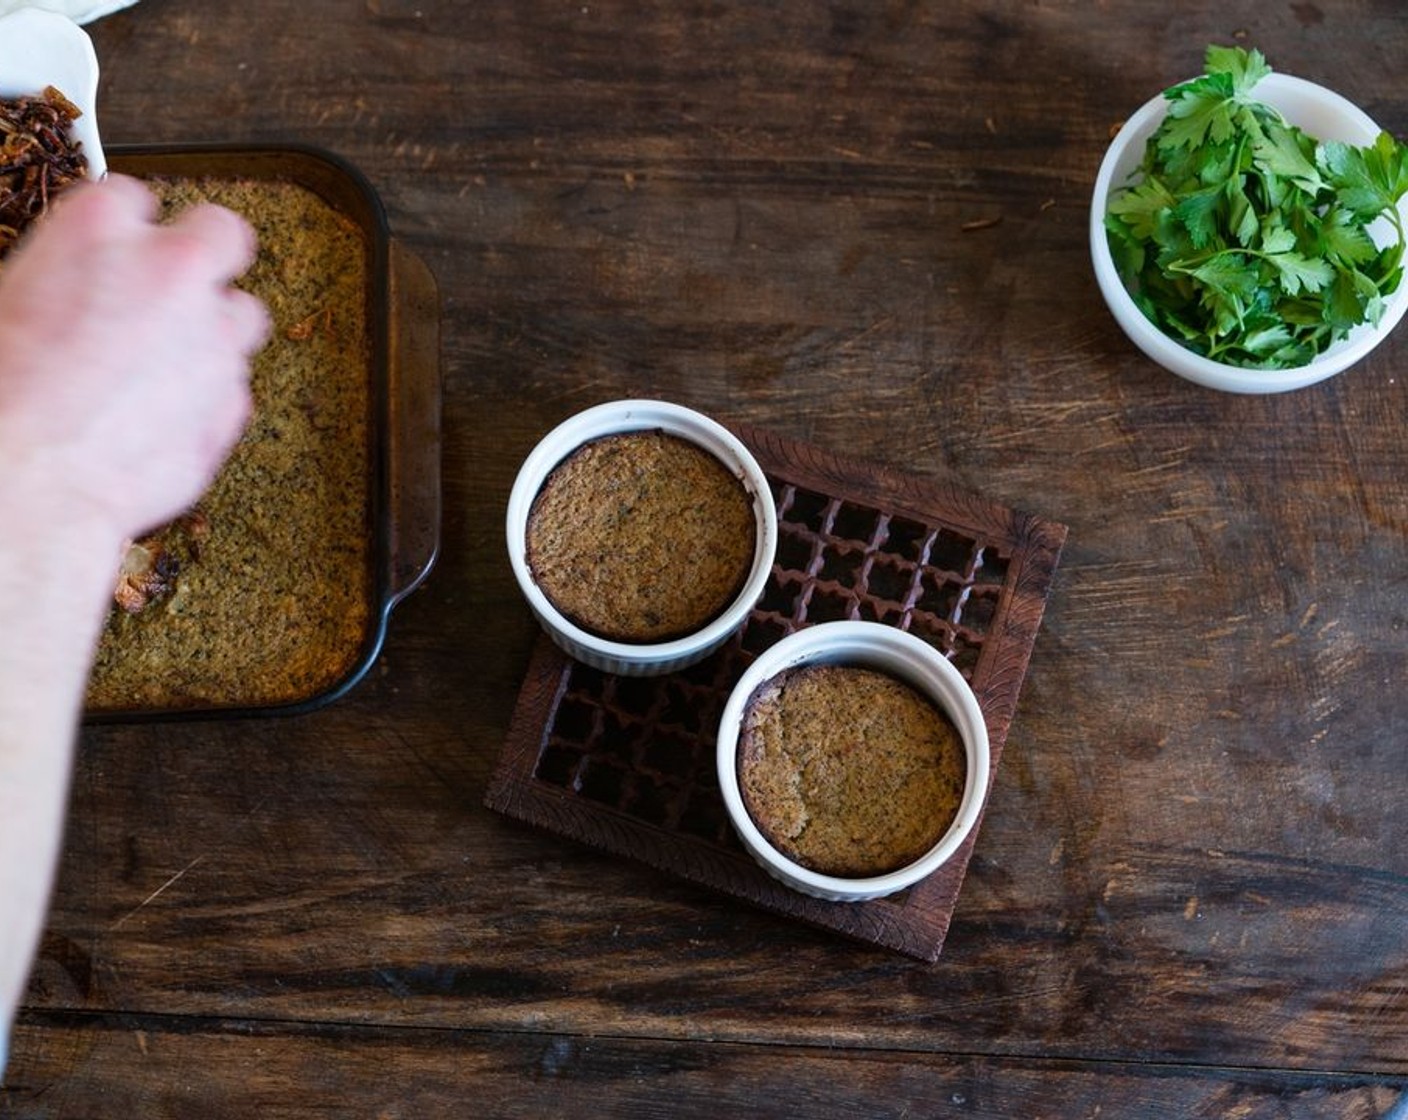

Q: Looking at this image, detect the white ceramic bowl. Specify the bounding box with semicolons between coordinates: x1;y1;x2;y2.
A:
716;621;991;902
0;8;106;180
1091;72;1408;393
507;399;777;677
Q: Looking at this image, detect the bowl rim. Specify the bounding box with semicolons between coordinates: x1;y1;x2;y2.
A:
716;620;991;901
1090;71;1408;394
506;398;778;670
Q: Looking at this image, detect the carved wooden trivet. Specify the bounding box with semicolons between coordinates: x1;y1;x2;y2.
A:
486;426;1067;960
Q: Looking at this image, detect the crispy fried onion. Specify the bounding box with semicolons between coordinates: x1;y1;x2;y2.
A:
0;86;88;261
113;511;211;614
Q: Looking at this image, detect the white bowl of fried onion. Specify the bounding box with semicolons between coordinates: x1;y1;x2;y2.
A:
0;7;105;185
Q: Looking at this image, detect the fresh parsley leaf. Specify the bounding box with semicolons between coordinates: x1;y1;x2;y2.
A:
1240;324;1294;356
1206;44;1272;95
1320;206;1378;265
1267;249;1334;296
1160;78;1237;152
1321;132;1408;218
1251;119;1327;195
1260;224;1297;255
1108;177;1178;240
1190;252;1258;301
1226;179;1259;247
1174;186;1223;247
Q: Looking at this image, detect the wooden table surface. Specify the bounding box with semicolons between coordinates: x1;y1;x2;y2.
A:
4;1;1406;1116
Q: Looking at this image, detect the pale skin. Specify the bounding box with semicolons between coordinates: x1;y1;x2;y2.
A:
0;174;269;1067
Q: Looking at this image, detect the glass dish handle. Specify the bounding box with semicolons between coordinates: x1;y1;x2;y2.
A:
386;239;442;607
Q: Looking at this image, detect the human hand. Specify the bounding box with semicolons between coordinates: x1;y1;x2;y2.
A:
0;173;270;547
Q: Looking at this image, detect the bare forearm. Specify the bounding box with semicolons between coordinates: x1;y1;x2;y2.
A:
0;491;117;1053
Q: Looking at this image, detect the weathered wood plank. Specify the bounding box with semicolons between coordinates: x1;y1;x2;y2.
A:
3;1016;1403;1120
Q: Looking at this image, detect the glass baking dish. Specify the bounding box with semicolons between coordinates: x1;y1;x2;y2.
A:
84;144;441;721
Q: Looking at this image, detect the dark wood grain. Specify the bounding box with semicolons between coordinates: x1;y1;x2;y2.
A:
3;1015;1403;1120
4;0;1406;1115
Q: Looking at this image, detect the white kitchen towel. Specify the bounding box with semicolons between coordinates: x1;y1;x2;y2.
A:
0;0;136;25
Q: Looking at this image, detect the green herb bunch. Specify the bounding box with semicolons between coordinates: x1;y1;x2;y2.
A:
1104;45;1408;369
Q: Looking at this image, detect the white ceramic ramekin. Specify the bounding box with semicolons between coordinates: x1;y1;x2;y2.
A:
1091;72;1408;394
507;399;777;677
716;621;991;902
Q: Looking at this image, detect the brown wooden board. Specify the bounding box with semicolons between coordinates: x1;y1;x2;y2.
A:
485;425;1067;960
